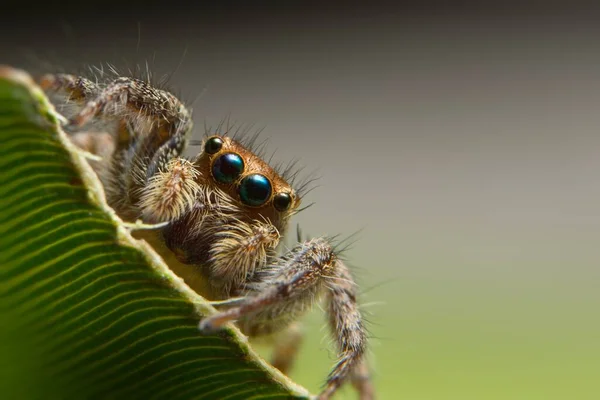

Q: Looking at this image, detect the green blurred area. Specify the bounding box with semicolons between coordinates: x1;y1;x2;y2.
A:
257;253;600;399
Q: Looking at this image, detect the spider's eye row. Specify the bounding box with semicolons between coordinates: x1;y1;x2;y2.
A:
212;153;244;183
239;174;272;207
210;152;294;210
204;136;223;154
273;192;293;212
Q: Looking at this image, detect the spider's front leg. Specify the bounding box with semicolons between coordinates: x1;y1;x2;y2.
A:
200;238;373;400
40;73;197;222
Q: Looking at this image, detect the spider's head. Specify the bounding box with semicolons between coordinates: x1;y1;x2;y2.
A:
157;133;305;283
193;135;301;226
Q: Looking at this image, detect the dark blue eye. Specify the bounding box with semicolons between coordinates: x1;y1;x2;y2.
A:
212;153;244;184
239;174;272;207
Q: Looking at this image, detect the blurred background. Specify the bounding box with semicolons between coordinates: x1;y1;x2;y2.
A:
3;2;600;398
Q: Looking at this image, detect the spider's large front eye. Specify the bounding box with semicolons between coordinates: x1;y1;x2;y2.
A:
212;153;244;183
204;136;223;154
239;174;272;207
273;192;293;212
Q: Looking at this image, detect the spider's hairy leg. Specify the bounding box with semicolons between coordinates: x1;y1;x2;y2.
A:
38;73;111;158
199;238;370;400
323;260;372;400
62;76;191;132
41;74;197;222
39;73;100;103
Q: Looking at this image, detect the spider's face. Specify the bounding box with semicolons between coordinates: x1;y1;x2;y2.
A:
195;135;300;224
155;134;301;278
158;134;301;271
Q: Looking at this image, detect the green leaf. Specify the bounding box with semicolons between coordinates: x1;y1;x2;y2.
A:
0;66;311;400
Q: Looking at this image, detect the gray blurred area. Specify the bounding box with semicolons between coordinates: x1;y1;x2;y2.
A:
3;5;600;398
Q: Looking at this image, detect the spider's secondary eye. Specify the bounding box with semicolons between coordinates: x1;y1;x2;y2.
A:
204;136;223;154
273;192;293;212
239;174;272;207
212;153;244;183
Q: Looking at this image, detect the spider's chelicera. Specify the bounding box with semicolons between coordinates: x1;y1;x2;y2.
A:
40;73;374;400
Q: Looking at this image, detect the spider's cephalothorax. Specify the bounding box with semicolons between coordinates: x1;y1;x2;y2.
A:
155;135;300;299
40;73;374;400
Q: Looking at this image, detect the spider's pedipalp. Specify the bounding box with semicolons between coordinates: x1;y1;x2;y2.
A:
139;157;201;223
209;218;280;293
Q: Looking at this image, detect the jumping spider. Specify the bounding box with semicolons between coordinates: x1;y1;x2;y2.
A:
39;72;374;400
